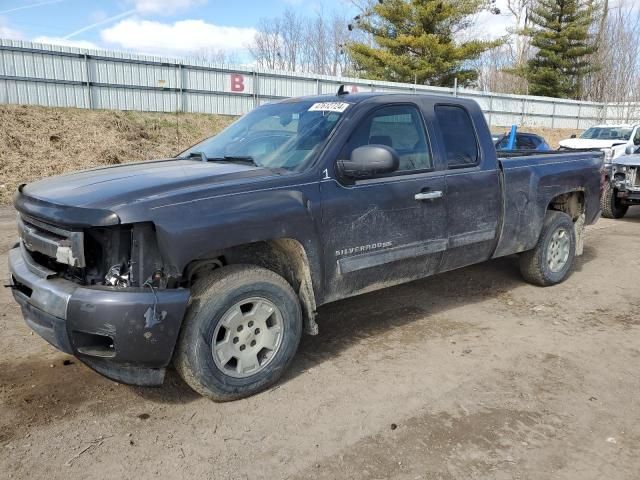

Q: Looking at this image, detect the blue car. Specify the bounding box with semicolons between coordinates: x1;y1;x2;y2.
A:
494;132;552;151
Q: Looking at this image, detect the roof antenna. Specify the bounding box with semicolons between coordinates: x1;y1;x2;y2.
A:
337;84;349;96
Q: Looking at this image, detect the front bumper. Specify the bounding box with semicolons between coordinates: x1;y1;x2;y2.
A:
8;245;190;386
617;189;640;203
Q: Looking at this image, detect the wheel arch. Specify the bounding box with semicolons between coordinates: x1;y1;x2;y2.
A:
183;238;320;335
546;190;586;256
547;190;585;221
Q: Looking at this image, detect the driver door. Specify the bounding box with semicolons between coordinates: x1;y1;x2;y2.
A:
320;103;448;303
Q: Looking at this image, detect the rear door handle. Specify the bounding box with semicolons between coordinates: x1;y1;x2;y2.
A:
414;191;443;201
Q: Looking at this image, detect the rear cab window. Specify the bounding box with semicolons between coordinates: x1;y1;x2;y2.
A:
434;105;480;168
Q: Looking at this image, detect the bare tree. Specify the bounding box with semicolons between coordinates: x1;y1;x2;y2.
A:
506;0;533;69
582;0;640;115
189;47;240;66
249;17;283;70
472;0;532;94
280;9;304;71
473;44;528;93
249;8;353;76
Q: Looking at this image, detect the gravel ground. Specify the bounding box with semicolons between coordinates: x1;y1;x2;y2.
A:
1;206;639;480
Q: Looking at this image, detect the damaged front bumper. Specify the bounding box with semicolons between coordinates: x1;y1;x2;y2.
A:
8;245;190;386
616;188;640;203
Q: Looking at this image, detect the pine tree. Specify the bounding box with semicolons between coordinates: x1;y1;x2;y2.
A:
346;0;503;87
525;0;598;99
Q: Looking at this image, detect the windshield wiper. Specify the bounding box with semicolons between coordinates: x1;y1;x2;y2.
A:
222;155;260;167
181;152;260;167
182;151;208;161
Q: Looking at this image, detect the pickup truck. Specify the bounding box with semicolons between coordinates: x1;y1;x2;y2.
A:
8;92;603;400
601;145;640;218
559;123;640;163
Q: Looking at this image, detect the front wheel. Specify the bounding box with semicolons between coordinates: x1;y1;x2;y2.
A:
174;265;302;401
519;211;576;287
601;182;628;219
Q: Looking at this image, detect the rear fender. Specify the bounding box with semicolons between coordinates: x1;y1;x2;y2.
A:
494;153;601;258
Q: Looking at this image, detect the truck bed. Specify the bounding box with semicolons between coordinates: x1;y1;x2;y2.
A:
492;150;604;258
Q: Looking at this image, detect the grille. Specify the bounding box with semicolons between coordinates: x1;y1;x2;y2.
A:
17;214;85;269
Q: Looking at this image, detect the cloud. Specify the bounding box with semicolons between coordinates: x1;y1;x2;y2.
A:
33;36;100;49
466;0;517;41
100;19;256;56
128;0;206;15
64;9;135;39
0;16;23;39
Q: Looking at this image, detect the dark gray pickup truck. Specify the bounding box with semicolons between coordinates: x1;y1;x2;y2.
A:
8;92;603;400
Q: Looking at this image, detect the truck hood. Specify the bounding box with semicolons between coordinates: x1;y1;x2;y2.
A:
22;158;272;212
613;154;640;167
558;138;628;149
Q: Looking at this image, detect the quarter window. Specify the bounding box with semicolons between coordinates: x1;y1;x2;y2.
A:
434;105;479;167
340;105;432;172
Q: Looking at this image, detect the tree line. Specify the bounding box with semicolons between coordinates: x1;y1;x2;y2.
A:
198;0;639;104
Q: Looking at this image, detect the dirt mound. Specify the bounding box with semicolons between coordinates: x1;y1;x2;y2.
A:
0;105;233;205
0;104;581;206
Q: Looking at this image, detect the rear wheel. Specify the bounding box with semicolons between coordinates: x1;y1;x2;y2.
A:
174;265;302;401
519;211;576;286
601;182;628;219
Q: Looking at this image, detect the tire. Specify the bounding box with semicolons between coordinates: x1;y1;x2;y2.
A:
519;211;576;287
174;265;302;401
600;182;628;219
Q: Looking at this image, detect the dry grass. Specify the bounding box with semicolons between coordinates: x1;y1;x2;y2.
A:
0;105;581;206
0;105;234;205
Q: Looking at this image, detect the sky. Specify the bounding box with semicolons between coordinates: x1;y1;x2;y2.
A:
0;0;605;62
0;0;518;58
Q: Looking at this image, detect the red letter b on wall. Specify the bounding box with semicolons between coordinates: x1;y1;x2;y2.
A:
230;74;245;92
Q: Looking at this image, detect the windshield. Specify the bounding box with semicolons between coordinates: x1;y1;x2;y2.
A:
180;100;348;171
580;127;632;141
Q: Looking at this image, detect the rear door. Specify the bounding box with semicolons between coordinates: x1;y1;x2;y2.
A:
432;104;501;272
320;102;447;303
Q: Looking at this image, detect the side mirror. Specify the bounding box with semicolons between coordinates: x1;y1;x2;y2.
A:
570;134;577;138
625;145;638;155
337;145;399;179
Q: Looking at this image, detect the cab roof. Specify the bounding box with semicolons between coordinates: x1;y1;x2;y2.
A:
276;91;472;105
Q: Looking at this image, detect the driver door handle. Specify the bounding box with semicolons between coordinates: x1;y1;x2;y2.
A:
415;190;443;201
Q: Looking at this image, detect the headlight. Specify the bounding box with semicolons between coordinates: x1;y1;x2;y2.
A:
603;148;614;163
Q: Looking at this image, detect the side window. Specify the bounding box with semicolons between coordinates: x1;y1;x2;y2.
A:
434;105;479;167
340;105;432;172
634;128;640;145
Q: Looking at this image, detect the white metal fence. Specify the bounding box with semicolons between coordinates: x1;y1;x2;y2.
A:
1;38;638;129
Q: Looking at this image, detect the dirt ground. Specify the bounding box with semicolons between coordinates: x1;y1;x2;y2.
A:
1;206;639;480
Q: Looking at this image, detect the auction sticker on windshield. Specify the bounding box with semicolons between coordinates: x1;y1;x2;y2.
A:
308;102;350;113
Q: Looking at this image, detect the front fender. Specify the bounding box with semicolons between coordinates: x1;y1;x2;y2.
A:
149;183;324;296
